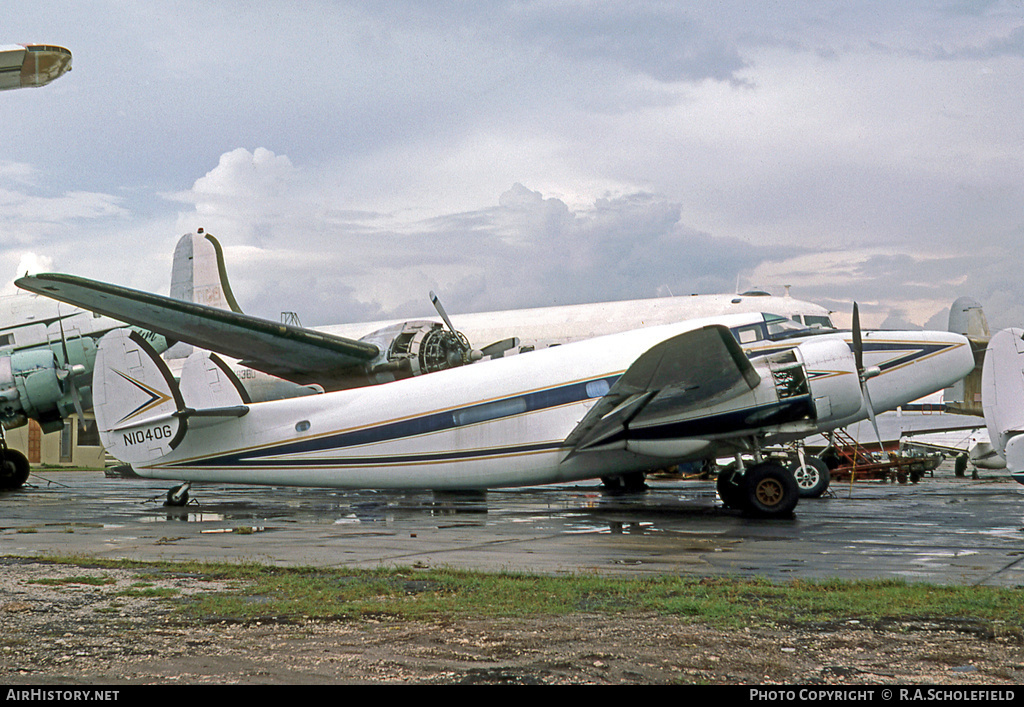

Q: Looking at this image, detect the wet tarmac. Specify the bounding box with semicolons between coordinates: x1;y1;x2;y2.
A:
2;463;1023;586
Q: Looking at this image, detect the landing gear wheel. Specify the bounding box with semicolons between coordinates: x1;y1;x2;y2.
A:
165;482;191;507
601;472;648;494
788;456;830;498
743;463;799;518
716;466;745;509
0;449;30;490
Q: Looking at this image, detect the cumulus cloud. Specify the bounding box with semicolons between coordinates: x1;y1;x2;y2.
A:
173;148;300;245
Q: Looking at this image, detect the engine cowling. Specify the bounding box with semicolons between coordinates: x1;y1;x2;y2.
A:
795;336;863;427
0;349;74;432
358;320;475;384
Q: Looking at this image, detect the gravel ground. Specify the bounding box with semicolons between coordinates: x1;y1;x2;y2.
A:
2;559;1023;685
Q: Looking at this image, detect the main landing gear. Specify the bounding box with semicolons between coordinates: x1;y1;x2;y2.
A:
716;461;799;518
0;426;30;491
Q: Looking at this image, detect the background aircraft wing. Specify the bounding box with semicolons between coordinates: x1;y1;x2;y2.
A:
565;324;761;451
17;273;379;390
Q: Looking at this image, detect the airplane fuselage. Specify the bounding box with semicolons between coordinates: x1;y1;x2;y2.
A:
109;316;972;490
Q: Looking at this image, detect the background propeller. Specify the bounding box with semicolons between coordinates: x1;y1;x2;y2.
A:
55;306;87;427
429;290;482;365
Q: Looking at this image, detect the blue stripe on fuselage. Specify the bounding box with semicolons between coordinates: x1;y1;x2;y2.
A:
171;375;621;468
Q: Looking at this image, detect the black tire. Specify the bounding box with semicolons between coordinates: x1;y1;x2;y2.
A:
0;449;30;490
165;484;190;507
716;466;745;509
954;454;968;477
788;456;830;498
743;463;799;518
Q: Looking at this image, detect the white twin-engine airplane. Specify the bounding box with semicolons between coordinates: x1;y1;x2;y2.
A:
80;306;970;518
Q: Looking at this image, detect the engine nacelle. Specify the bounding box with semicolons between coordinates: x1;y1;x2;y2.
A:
359;320;475;384
0;349;72;433
796;336;863;426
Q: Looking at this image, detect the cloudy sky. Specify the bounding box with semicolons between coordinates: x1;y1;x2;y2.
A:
3;1;1023;332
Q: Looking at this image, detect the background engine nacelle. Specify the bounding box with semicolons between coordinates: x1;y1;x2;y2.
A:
359;320;475;383
0;349;73;433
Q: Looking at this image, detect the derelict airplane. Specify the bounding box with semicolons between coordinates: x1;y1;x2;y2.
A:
164;230;839;389
18;270;973;517
0;289;171;489
0;44;71;91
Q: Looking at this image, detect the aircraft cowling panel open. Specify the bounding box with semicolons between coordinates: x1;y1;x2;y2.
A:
0;349;75;433
358;320;475;384
797;337;863;426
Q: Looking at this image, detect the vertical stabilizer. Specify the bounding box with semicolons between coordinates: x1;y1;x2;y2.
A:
169;230;242;312
166;230;242;359
982;328;1024;485
93;329;186;465
944;296;989;416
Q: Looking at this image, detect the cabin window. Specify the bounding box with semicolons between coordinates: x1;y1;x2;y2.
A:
453;397;528;427
803;315;834;329
295;420;311;432
733;325;763;344
585;379;611;398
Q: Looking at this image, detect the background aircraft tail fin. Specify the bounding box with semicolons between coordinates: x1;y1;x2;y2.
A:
982;328;1024;485
166;230;242;360
944;296;989;417
169;229;242;312
93;329;186;465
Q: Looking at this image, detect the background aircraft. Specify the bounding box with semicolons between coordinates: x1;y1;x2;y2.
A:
0;44;71;91
0;290;169;489
39;230;838;397
88;306;974;517
981;327;1024;486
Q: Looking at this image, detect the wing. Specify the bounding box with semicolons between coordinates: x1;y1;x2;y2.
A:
17;273;379;390
565;324;761;452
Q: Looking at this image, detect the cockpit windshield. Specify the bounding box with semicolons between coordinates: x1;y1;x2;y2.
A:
730;313;826;348
764;313;808;338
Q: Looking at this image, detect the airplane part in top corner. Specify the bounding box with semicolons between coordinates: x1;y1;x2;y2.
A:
981;328;1024;485
0;44;72;91
93;329;186;465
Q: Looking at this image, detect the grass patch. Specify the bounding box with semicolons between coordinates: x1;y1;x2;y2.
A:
12;555;1024;631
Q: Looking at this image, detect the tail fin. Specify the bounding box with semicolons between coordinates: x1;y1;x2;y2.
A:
179;350;251;408
982;328;1024;485
944;296;989;416
94;331;251;465
166;230;242;360
169;230;242;312
93;329;186;464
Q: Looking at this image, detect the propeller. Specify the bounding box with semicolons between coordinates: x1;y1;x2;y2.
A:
429;291;483;365
851;302;884;451
55;307;87;427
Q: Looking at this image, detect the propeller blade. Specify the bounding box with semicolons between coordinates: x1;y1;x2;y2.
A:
861;380;885;452
851;302;885;451
57;305;72;367
852;302;864;375
429;290;457;333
